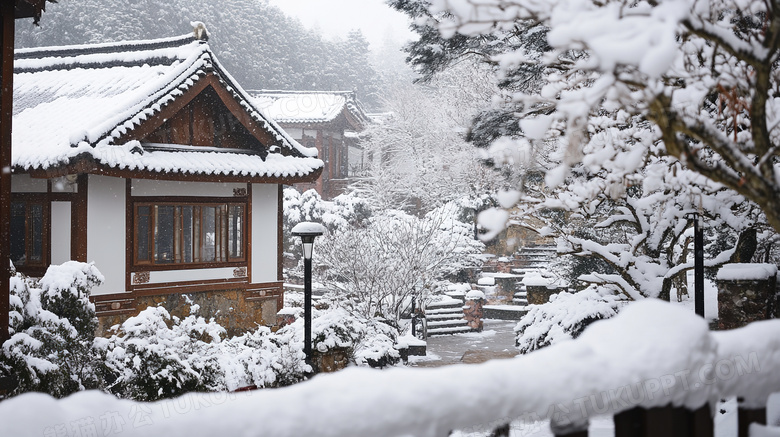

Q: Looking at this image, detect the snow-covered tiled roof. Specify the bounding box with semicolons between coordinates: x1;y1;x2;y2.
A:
90;141;323;180
13;33;322;181
250;90;371;129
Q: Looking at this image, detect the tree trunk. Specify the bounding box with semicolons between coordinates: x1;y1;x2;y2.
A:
730;228;758;263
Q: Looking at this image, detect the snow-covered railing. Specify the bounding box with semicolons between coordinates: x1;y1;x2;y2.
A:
1;300;779;437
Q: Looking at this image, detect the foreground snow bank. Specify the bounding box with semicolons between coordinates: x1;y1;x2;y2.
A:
2;300;779;437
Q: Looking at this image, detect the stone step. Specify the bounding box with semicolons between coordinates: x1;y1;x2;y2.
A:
425;307;464;315
427;300;463;309
512;298;529;305
427;319;468;328
427;325;473;336
427;312;464;321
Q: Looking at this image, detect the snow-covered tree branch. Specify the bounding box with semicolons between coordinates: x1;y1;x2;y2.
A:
421;0;780;234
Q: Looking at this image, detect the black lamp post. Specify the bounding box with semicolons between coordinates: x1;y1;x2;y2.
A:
685;211;705;318
692;212;705;317
291;222;325;369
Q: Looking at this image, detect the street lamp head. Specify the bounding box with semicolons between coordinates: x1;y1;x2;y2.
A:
291;222;326;260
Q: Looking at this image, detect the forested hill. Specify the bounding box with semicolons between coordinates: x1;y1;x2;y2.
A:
15;0;380;109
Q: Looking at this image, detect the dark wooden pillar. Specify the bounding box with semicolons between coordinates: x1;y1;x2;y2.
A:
614;405;713;437
0;0;15;343
71;174;89;262
737;407;766;437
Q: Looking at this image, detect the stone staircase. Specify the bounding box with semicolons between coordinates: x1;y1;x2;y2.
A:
510;246;557;306
425;298;471;336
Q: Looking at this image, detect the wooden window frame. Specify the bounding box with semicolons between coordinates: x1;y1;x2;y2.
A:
132;198;248;271
10;194;50;277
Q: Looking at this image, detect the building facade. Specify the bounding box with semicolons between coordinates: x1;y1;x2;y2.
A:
11;30;323;334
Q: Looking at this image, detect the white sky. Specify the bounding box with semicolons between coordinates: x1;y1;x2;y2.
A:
266;0;415;50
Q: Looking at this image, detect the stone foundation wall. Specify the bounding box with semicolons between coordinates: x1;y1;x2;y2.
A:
717;263;778;330
312;348;350;373
95;288;281;337
526;285;562;305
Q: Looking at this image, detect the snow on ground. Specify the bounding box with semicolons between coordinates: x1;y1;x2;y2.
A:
2;301;778;436
669;272;719;321
412;320;517;366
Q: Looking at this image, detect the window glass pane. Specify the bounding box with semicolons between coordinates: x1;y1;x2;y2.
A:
10;202;26;266
137;206;151;262
229;205;243;259
202;206;216;262
30;204;43;262
219;205;227;262
194;207;201;263
135;202;245;266
155;206;175;264
174;207;181;263
182;206;193;263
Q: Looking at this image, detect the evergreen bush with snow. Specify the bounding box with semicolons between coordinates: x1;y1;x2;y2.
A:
514;288;622;354
0;262;105;399
1;262;403;403
100;305;310;401
223;325;309;388
99;307;223;401
278;306;401;368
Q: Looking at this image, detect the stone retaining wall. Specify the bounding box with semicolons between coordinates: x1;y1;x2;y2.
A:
95;288;281;337
716;263;778;330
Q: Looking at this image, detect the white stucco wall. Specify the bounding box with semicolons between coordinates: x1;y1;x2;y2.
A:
147;268;236;284
50;201;71;266
11;174;47;193
252;184;278;283
132;180;245;197
87;175;126;296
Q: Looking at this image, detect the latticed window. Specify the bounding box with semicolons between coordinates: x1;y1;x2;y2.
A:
10;198;49;275
134;202;245;267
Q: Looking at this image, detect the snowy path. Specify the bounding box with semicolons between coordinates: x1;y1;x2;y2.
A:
411;320;519;367
408;314;739;437
410;320;616;436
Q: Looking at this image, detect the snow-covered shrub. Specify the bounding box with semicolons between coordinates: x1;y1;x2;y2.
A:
0;262;104;399
514;288;622;354
278;308;401;368
101;306;309;400
100;306;221;401
353;321;401;368
220;326;308;389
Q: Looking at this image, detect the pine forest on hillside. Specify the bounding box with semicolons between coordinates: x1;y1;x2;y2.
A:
15;0;383;109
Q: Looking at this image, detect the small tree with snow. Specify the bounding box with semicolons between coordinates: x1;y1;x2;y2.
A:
316;206;484;331
1;262;104;398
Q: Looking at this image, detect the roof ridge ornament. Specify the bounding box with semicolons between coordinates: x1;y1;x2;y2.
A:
190;21;209;42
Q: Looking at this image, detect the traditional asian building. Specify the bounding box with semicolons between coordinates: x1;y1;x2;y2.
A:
10;29;323;333
251;90;371;199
